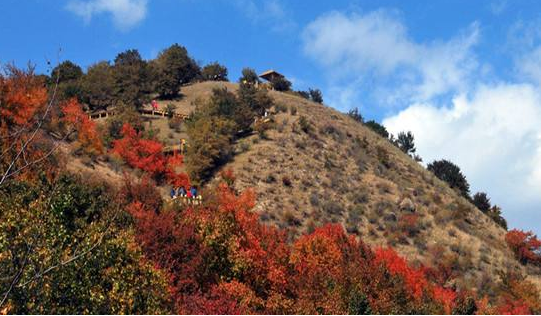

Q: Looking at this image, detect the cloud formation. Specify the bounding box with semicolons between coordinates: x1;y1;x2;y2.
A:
303;9;541;233
383;84;541;232
66;0;148;30
231;0;295;32
302;10;479;109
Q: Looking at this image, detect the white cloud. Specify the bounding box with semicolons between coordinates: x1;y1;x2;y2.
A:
302;10;480;108
303;9;541;234
231;0;295;32
383;83;541;233
516;46;541;86
66;0;148;30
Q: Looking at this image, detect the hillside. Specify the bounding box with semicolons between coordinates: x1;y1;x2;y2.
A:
71;81;541;296
212;85;541;292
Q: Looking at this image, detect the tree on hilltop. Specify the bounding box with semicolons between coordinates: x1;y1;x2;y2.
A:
154;44;200;99
427;159;470;198
81;61;115;111
113;49;150;108
202;62;228;81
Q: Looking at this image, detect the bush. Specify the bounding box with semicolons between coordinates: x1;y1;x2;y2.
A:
201;62;228;81
275;103;287;113
505;229;541;265
364;120;389;139
168;116;183;132
347;107;363;123
321;200;344;216
395;131;416;157
239;67;259;85
297;116;313;134
398;214;421;237
270;76;292;91
282;176;292;187
185;115;235;183
296;90;310;100
472;192;491;213
165;103;177;117
289;105;297;115
427;159;470;198
308;88;323;103
487;205;508;229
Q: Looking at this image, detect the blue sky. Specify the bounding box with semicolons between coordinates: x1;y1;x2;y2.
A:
2;0;541;234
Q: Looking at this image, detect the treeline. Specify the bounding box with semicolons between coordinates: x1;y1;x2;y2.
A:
45;44;228;111
347;108;508;230
185;68;273;183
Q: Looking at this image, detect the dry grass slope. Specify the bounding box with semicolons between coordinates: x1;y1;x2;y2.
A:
66;81;541;294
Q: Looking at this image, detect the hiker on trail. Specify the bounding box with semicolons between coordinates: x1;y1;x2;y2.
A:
180;139;186;155
170;187;176;199
151;100;159;111
178;186;187;197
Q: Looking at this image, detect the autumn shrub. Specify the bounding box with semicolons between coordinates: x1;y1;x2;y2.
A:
398;214;421;237
110;123;189;186
60;98;104;156
505;229;541;265
0;174;171;314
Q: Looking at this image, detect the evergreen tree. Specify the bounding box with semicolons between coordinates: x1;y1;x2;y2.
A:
472;192;491;213
427;159;470;198
348;107;363;123
364;120;390;138
396;131;416;156
270;76;292;91
309;88;323;103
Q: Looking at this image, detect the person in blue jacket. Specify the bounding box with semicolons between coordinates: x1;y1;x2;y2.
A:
178;186;187;197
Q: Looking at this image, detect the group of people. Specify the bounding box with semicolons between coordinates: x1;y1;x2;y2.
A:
170;186;202;204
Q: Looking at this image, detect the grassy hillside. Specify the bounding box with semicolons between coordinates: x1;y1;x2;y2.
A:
70;81;541;295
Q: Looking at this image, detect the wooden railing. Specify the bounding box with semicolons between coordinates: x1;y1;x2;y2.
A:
88;109;189;120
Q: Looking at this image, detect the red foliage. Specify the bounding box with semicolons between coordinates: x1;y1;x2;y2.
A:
125;178;541;314
111;123;167;177
128;182;288;313
496;298;531;315
0;66;57;182
111;123;189;186
433;286;457;314
219;168;236;187
0;65;47;127
398;213;420;237
505;229;541;265
60;98;103;154
374;247;428;300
